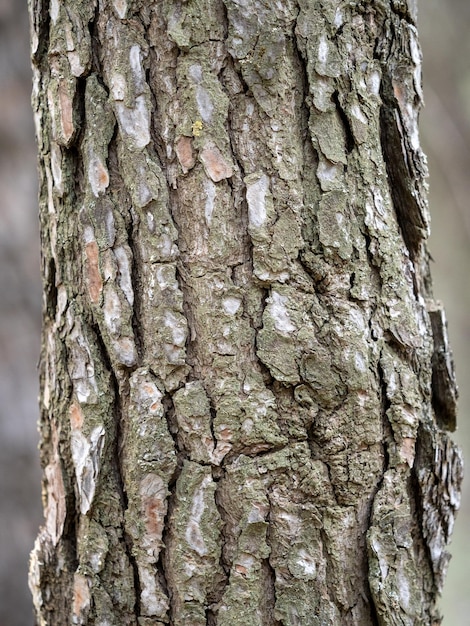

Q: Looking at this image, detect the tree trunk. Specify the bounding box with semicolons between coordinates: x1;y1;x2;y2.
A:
29;1;462;624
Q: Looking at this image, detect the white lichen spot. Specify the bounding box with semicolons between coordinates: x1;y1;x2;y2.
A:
105;209;115;245
235;553;255;575
246;173;269;229
334;8;344;28
222;296;242;316
354;351;366;373
397;567;411;610
110;72;126;101
83;224;95;244
113;246;134;306
313;76;334;112
241;418;254;435
129;45;144;84
88;153;109;197
203;178;216;227
50;142;63;195
185;475;211;556
50;0;60;24
351;103;368;125
387;370;398;396
164;311;187;347
112;337;137;367
112;0;127;19
154;266;170;291
348;307;367;333
409;25;421;64
68;321;99;404
146;211;155;233
318;34;329;65
28;539;44;618
317;159;342;186
116;95;151;149
67;50;86;78
165;312;186;346
71;425;105;515
277;510;302;535
56;285;68;324
196;86;214;124
270;290;296;334
409;121;420;152
189;64;203;83
139;566;165;616
247;503;268;523
103;287;122;334
365;200;385;232
297;548;317;579
368;70;381;96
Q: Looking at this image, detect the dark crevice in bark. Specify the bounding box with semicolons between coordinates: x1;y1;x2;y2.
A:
332;90;355;155
127;208;144;365
146;50;174;171
30;0;51;64
88;3;102;78
378;75;426;262
409;435;437;593
209;472;231;622
161;487;177;626
69;76;86;150
429;308;458;432
390;2;415;25
364;353;392;626
377;352;392;476
205;465;230;625
60;464;79;575
90;321;141;617
411;423;459;599
291;15;311;143
174;263;199;374
253;288;277;389
161;391;187;479
45;256;58;319
160;391;185;623
264;496;282;626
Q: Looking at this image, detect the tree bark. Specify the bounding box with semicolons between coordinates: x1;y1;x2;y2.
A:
29;1;462;624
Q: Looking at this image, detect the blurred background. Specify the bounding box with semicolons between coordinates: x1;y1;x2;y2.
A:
0;1;468;624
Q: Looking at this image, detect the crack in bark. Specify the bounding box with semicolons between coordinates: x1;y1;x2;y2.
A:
206;465;230;625
265;491;282;626
332;89;355;156
88;321;141;618
364;351;393;626
409;428;437;590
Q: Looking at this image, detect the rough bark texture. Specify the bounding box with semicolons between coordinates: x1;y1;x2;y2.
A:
29;1;462;625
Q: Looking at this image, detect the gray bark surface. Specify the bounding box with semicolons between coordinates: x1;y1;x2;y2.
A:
29;1;462;624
